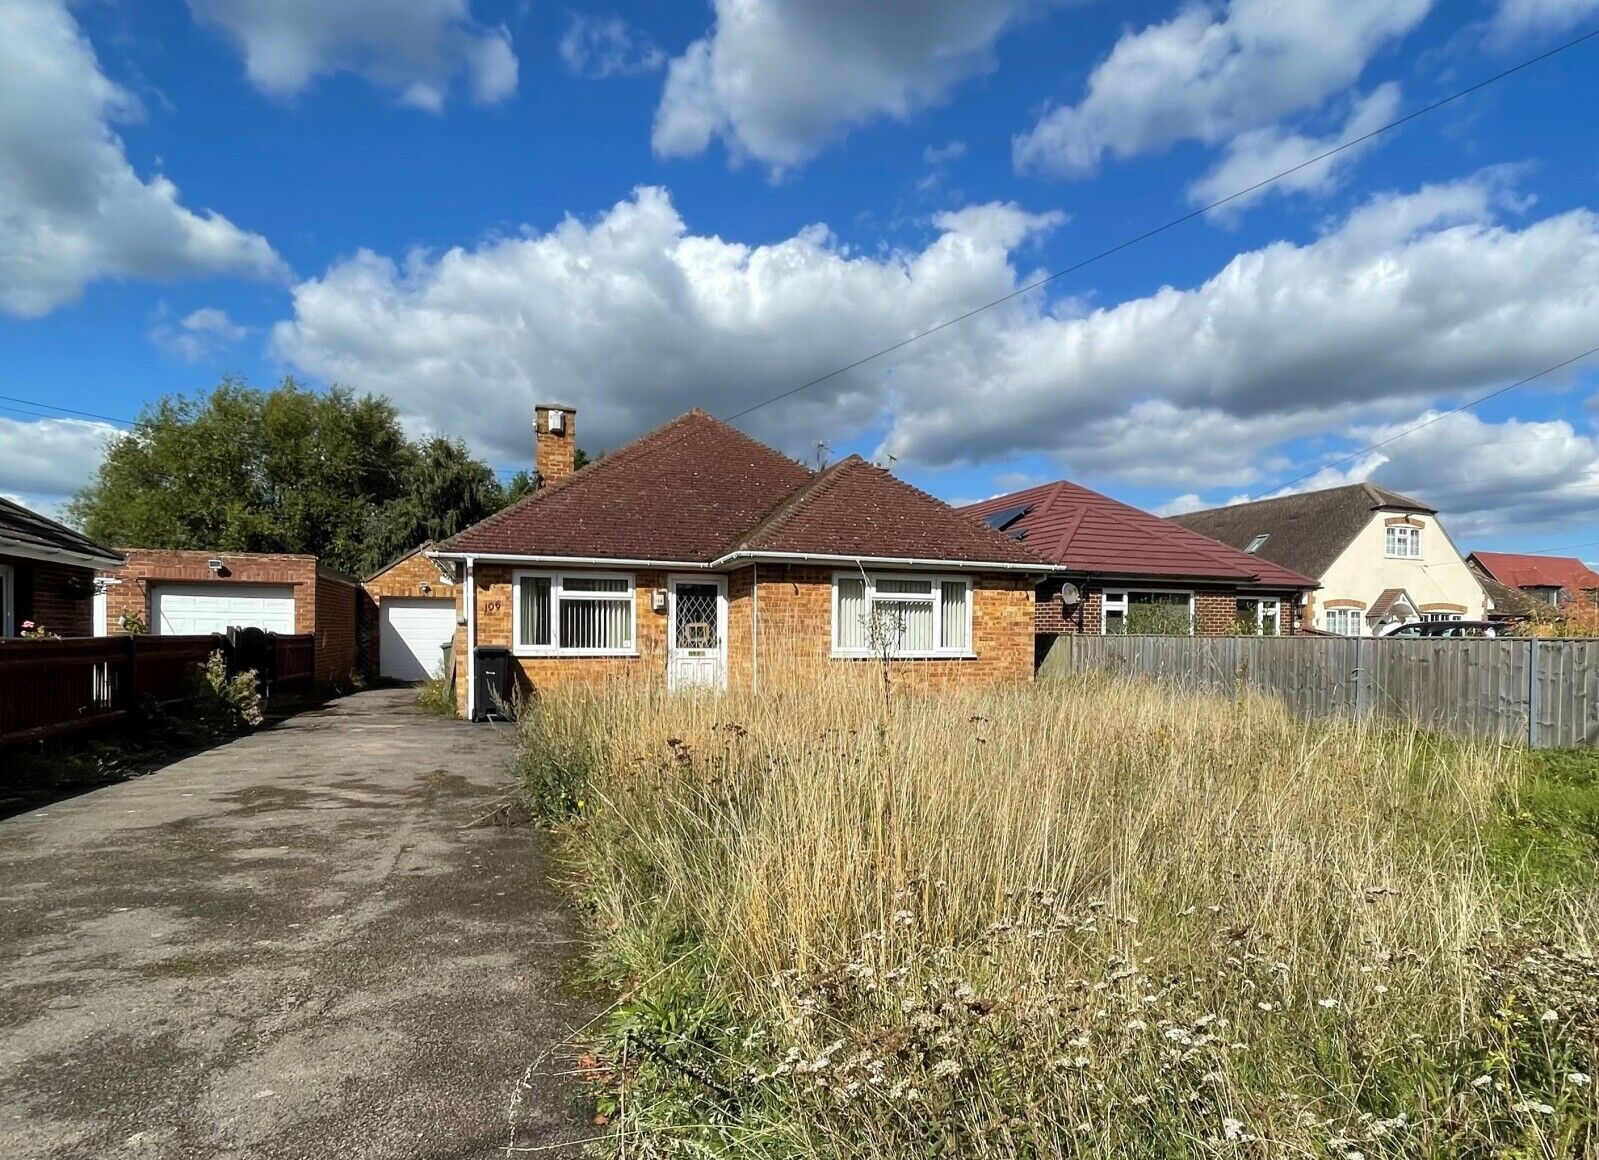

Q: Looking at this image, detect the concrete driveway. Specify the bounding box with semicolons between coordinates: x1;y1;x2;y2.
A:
0;689;593;1159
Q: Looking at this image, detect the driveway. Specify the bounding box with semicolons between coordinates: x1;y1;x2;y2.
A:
0;689;593;1159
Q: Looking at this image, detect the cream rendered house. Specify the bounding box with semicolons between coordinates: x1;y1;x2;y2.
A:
1172;484;1491;636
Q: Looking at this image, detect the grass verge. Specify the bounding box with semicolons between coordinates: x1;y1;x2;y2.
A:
517;671;1598;1157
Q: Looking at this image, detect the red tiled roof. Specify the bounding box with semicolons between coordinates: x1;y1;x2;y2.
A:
439;411;813;562
1469;551;1599;594
438;414;1044;568
962;481;1317;589
729;456;1045;566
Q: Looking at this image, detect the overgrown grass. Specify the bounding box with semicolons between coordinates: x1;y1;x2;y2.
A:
517;669;1599;1157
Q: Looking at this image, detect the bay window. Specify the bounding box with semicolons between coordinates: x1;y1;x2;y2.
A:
513;572;635;655
832;573;971;658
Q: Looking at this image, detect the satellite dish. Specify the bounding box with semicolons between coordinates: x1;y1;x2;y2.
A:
1059;582;1082;608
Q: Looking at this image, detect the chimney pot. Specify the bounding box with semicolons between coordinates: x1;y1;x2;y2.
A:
535;404;577;486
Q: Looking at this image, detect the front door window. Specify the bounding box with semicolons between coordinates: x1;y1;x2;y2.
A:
668;579;725;691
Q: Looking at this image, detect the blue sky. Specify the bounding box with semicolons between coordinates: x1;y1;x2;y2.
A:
3;0;1599;560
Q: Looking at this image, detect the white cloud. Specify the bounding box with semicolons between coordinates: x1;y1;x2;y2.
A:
559;14;663;79
1188;83;1402;218
0;0;287;317
272;187;1064;463
149;305;249;362
1014;0;1430;180
653;0;1040;174
1491;0;1599;42
270;174;1599;530
0;417;120;501
1259;412;1599;537
186;0;518;110
923;140;967;165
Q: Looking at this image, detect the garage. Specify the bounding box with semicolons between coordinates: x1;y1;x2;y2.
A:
151;583;296;636
379;598;457;681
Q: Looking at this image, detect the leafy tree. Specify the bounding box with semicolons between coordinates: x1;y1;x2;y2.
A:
71;379;506;575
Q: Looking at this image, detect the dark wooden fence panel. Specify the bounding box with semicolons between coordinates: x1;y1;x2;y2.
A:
0;632;316;746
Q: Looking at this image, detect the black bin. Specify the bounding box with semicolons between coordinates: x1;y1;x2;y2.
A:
474;646;513;722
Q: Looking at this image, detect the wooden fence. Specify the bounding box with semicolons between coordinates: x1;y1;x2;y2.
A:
1042;635;1599;748
0;633;315;747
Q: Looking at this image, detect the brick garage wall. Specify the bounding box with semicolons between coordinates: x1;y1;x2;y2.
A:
1;554;95;637
363;549;459;679
101;550;319;636
314;571;360;683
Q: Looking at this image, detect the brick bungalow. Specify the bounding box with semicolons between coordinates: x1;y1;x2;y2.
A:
961;481;1318;661
431;407;1049;717
0;496;124;638
97;549;361;683
1467;551;1599;612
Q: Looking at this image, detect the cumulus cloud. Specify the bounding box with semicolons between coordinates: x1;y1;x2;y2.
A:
272;187;1064;463
149;305;249;362
0;417;120;502
1014;0;1429;180
270;174;1599;530
0;0;287;317
186;0;518;110
1491;0;1599;42
1188;83;1402;218
653;0;1039;174
560;14;663;79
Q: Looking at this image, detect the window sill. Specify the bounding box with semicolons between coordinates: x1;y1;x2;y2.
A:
513;648;640;659
830;651;978;661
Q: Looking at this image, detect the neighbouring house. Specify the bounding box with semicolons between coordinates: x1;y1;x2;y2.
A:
1172;484;1491;636
431;406;1048;718
960;482;1318;661
96;549;361;683
361;543;459;682
0;497;124;638
1467;551;1599;612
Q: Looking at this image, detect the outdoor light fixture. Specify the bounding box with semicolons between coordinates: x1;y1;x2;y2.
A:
207;558;228;576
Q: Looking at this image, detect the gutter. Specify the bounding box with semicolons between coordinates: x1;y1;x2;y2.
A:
0;537;125;572
464;555;477;721
427;548;1054;575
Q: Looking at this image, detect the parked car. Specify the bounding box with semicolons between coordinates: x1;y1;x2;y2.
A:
1380;620;1499;639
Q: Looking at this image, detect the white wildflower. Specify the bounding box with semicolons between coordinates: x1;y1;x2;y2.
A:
1470;1074;1493;1089
1511;1100;1555;1115
1317;998;1341;1010
1569;1072;1592;1087
1541;1009;1559;1023
929;1060;961;1080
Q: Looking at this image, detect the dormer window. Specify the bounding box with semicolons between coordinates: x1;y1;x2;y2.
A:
1245;534;1269;554
1385;525;1421;559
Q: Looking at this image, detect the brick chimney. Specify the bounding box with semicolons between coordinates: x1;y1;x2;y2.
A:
534;404;577;486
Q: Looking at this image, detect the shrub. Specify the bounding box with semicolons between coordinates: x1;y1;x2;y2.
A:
191;650;264;732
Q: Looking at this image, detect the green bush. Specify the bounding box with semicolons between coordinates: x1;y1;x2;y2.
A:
190;650;264;732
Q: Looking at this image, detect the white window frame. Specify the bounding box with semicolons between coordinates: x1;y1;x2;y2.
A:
1324;608;1364;636
1101;589;1196;635
1422;611;1464;622
0;562;13;637
1385;525;1421;559
830;571;974;659
1238;597;1281;635
511;570;637;657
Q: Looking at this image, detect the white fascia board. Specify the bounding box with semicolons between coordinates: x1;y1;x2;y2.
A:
0;537;125;571
712;549;1051;574
426;550;711;570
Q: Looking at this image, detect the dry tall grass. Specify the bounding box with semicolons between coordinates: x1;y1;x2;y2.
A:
521;662;1598;1157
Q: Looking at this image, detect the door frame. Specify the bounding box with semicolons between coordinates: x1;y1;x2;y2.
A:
666;573;728;691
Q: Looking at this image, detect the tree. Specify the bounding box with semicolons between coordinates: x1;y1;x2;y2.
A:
70;378;504;576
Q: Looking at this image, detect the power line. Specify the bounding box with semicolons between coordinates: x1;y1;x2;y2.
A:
1258;343;1599;497
721;25;1599;424
0;394;134;427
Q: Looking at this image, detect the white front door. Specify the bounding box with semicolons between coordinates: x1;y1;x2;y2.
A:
667;576;727;692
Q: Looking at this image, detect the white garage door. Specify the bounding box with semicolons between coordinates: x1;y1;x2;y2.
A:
380;598;457;681
152;583;296;636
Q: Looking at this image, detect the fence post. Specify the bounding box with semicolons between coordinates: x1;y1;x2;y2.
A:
1527;637;1541;749
123;632;138;712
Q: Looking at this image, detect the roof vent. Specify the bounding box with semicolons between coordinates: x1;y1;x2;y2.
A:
1245;534;1269;554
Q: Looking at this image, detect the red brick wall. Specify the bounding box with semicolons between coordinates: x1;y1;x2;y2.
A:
315;571;360;683
454;563;1036;714
1;554;95;637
